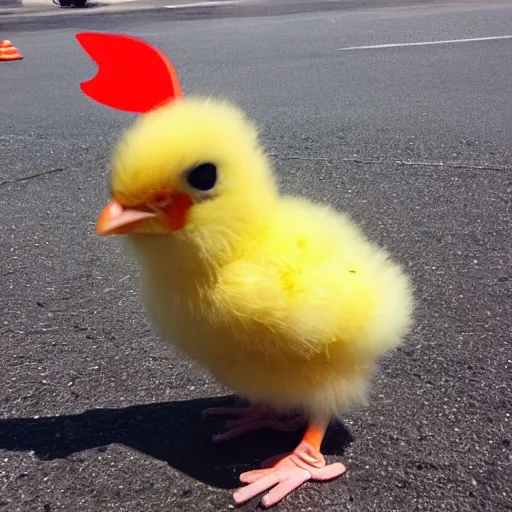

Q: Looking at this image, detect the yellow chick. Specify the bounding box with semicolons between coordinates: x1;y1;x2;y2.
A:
95;97;414;507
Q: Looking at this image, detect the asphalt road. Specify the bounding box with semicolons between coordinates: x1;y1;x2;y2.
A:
1;1;512;511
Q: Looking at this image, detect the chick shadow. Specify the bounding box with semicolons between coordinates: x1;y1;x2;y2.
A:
0;395;353;490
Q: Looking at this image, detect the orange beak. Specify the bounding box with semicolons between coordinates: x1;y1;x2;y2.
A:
96;199;157;236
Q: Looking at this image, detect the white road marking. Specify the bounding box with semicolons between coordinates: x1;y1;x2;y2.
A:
335;35;512;51
165;1;237;8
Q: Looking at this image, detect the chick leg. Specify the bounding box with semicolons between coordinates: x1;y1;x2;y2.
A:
233;419;345;508
202;403;306;442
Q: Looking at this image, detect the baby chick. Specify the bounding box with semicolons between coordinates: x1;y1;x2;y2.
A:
79;32;414;508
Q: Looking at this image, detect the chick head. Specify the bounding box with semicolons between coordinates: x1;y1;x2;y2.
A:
96;98;278;262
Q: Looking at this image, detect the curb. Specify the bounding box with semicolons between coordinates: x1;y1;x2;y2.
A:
0;0;241;21
0;2;173;20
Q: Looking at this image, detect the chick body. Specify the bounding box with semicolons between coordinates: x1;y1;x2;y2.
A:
128;191;413;421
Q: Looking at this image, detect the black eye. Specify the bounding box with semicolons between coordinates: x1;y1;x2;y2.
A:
186;163;217;191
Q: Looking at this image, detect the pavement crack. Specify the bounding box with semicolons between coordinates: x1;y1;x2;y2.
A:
0;167;66;187
270;154;511;172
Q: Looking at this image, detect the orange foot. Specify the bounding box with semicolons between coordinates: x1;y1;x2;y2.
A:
234;440;346;507
202;404;306;442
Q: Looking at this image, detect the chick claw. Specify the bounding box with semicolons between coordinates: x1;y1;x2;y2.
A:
234;440;346;508
202;405;306;443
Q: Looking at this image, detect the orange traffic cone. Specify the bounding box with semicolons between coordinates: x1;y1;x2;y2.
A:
0;40;23;62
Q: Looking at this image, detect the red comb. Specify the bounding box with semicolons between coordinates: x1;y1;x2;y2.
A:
76;32;182;113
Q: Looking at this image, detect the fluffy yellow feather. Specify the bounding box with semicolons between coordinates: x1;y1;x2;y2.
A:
98;96;414;506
